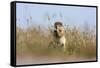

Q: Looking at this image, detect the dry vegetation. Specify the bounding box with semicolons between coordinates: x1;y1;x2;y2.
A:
16;15;96;65
16;24;96;59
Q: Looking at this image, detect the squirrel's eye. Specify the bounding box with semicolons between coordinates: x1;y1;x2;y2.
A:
59;30;62;32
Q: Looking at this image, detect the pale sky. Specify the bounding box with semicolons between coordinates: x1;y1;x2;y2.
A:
16;3;96;29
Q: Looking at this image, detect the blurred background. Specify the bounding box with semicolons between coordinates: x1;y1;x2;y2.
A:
16;3;96;65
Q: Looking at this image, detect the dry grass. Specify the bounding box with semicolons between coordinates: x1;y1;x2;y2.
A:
16;24;96;59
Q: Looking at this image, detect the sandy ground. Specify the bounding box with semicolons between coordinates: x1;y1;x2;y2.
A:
17;54;96;65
